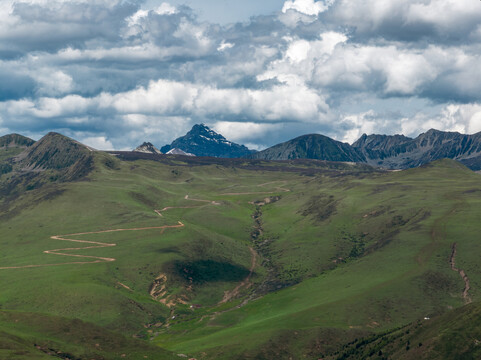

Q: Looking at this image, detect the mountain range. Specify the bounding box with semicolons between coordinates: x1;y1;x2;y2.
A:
251;129;481;171
134;125;481;171
3;125;481;172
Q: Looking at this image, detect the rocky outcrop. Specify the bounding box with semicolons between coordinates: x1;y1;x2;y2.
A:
134;142;162;154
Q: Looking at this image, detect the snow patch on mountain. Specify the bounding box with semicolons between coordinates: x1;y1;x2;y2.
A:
166;148;195;156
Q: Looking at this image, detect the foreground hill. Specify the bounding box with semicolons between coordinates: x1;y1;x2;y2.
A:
15;132;93;174
0;135;480;359
160;124;255;158
0;132;96;215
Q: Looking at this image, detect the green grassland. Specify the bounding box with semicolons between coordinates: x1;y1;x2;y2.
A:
0;149;481;359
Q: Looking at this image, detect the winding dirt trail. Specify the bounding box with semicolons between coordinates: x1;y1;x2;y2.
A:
0;218;184;270
221;181;290;196
0;192;228;271
0;181;288;310
450;243;472;304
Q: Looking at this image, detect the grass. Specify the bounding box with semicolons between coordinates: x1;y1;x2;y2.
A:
0;153;480;359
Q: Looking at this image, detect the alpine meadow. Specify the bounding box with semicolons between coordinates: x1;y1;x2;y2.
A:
2;0;481;359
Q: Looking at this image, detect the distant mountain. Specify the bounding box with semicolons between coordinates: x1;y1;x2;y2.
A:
353;129;481;170
134;142;162;154
251;129;481;171
0;134;35;164
352;133;412;160
166;148;195;156
0;134;35;149
251;134;366;162
161;124;255;158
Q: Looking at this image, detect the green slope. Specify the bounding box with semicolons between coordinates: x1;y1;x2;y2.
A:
332;300;481;359
0;150;480;359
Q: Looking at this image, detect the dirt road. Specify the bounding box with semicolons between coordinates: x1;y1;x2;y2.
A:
0;219;184;270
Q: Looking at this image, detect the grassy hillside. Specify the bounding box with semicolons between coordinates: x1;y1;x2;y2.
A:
0;149;480;359
331;300;481;359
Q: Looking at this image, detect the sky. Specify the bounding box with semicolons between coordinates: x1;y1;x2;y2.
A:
1;0;481;150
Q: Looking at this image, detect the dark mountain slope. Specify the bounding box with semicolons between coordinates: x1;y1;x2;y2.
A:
0;134;35;163
0;133;94;200
16;132;93;173
353;129;481;169
251;133;366;162
161;124;254;158
352;133;412;160
0;134;35;148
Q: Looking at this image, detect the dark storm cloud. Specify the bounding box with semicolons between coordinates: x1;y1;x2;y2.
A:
1;1;138;54
0;70;35;100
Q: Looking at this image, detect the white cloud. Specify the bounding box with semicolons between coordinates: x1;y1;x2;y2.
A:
80;136;113;150
383;50;437;95
32;95;91;118
282;0;334;16
330;0;481;42
0;78;328;126
406;0;480;30
340;111;382;144
217;41;234;52
127;9;149;27
32;70;73;96
286;39;310;63
259;32;348;84
212;121;281;142
398;103;481;137
105;80;198;114
195;81;328;121
155;3;177;16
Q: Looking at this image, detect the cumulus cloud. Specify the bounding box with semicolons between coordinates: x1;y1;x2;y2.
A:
0;0;480;149
1;79;328;125
32;69;73;96
327;0;481;43
282;0;333;16
80;136;114;150
213;121;282;143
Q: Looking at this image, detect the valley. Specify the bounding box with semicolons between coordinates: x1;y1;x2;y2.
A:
0;133;481;359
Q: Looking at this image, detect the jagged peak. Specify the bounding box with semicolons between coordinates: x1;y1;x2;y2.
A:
420;128;461;137
188;124;227;140
161;123;254;158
